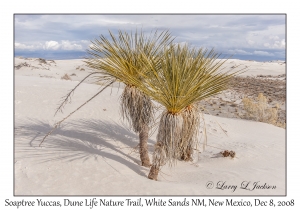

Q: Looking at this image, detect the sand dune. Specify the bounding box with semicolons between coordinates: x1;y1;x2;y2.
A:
14;57;286;195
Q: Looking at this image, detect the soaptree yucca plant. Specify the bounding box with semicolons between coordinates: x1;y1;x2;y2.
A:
134;44;241;180
84;30;174;167
40;30;173;168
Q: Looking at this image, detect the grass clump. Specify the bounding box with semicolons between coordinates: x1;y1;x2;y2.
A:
242;93;285;128
61;74;71;80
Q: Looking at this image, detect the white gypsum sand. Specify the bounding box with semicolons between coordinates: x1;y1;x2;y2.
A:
14;57;285;195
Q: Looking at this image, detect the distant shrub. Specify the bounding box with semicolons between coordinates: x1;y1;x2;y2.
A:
61;74;71;80
242;93;285;128
15;62;30;70
37;58;47;64
75;66;85;71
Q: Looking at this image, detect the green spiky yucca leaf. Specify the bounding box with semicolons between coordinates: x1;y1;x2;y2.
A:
84;30;174;87
136;44;241;114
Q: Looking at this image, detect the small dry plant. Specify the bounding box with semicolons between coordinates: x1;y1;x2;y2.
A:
242;93;284;128
61;74;71;80
221;150;236;158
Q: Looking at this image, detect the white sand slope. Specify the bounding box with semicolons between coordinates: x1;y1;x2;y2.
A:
15;57;286;195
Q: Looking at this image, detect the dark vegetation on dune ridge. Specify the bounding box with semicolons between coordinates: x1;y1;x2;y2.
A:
230;76;286;127
229;75;286;102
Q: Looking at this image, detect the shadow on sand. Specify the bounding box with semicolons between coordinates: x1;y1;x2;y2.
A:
15;118;156;176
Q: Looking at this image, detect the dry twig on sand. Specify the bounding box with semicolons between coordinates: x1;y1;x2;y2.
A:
54;72;102;116
39;80;115;146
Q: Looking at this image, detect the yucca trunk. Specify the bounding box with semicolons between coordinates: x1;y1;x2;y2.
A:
148;111;183;180
179;105;200;161
148;105;200;180
121;85;154;167
139;124;151;167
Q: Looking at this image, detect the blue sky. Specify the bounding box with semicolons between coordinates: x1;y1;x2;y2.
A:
14;14;286;61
